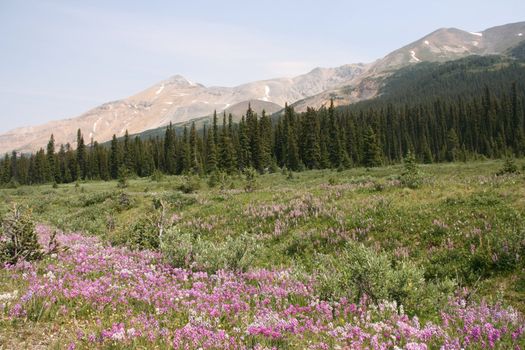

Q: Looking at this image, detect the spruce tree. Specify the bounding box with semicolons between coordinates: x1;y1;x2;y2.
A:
110;135;120;179
302;108;321;169
76;129;87;180
363;126;382;167
446;128;460;162
189;122;202;174
205;124;218;173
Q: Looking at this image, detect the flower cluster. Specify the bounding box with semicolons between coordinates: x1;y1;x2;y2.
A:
2;225;523;349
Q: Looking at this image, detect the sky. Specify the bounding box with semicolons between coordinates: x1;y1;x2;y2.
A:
0;0;524;133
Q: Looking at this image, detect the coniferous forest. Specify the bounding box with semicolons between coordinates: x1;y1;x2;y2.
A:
1;76;523;186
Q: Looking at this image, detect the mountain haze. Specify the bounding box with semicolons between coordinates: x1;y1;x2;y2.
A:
0;21;524;154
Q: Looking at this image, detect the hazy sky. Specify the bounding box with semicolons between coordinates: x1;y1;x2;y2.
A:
0;0;524;132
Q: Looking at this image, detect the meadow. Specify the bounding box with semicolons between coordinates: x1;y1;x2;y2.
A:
1;159;524;349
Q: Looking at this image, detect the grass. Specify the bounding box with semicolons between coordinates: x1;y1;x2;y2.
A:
1;159;525;348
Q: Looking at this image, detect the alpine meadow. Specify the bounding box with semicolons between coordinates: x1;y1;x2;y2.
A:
1;2;525;349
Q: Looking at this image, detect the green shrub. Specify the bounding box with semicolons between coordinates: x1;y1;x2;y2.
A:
400;151;423;189
113;213;160;250
0;205;43;264
162;192;197;209
315;241;454;315
207;171;227;189
178;176;201;193
80;191;115;207
243;167;258;192
117;167;130;188
150;169;164;182
497;156;518;175
161;228;260;273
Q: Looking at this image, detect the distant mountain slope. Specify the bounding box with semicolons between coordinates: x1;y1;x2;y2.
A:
0;65;366;154
291;21;525;111
345;55;525;111
0;21;524;154
127;99;283;141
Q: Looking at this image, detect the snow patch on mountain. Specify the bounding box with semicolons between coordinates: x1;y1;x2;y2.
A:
424;40;430;45
93;117;103;133
410;50;421;62
155;84;165;95
261;85;271;101
470;32;483;37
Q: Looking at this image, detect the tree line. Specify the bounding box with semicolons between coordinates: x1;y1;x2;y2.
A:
0;82;524;186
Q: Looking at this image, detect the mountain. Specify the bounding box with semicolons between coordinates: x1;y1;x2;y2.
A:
0;65;366;154
1;22;524;154
291;21;525;111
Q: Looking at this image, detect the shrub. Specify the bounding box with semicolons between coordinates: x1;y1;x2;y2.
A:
150;169;164;182
162;192;197;209
497;156;518;175
178;176;201;193
400;151;423;189
243;167;258;192
0;205;43;264
161;228;260;273
114;213;160;250
80;191;115;207
117;192;133;210
315;241;454;315
117;167;129;188
207;171;227;189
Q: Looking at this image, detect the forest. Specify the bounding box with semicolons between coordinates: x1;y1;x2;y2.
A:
1;74;523;186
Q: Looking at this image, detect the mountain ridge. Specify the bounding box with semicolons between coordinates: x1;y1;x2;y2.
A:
1;21;524;154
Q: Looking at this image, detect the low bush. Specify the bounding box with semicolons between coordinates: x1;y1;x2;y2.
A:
161;227;260;273
0;205;43;263
177;176;201;193
315;241;455;315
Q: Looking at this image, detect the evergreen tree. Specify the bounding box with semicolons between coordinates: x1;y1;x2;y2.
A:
446;128;460;162
363;126;382;167
76;129;87;180
1;153;11;184
302;108;321;169
46;134;57;182
189;122;202;174
110;135;120;179
205;124;218;173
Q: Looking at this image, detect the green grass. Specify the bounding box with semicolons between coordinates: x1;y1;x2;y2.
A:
1;159;525;312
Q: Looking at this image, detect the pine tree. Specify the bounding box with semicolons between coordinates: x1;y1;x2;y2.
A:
164;122;177;174
446;128;460;162
205;124;218;173
220;114;236;173
46;134;57;182
302;108;321;169
110;135;120;179
122;130;135;173
283;104;300;170
76;129;87;180
1;153;11;184
189;122;202;174
363;126;382;167
328;100;345;167
259;110;273;172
